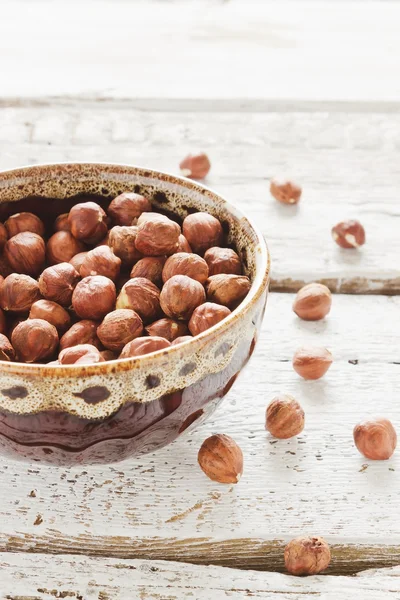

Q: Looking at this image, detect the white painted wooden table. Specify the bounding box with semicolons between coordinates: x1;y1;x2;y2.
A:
1;1;400;598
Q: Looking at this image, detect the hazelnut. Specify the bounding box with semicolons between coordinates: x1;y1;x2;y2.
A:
120;335;171;358
135;215;180;256
160;275;206;321
177;234;192;253
4;232;45;276
116;277;160;324
183;212;223;255
266;395;305;439
179;152;211;179
59;320;101;351
39;263;80;306
54;213;71;232
189;302;231;336
0;333;15;362
69;252;88;274
72;276;116;320
0;274;41;313
0;223;7;251
163;253;209;285
270;178;302;205
0;307;6;334
12;319;58;363
100;349;118;361
68;201;108;244
204;247;242;276
29;299;71;334
284;537;331;575
108;192;152;226
108;226;142;267
0;253;13;278
206;274;251;309
130;256;166;287
47;231;86;265
80;246;121;281
145;318;188;342
172;335;193;345
292;346;333;380
332;220;366;248
293;283;332;321
353;418;397;460
97;308;143;351
198;434;243;484
5;212;45;238
136;212;166;226
59;344;103;365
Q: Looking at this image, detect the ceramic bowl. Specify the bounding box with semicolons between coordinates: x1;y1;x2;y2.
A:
0;163;270;465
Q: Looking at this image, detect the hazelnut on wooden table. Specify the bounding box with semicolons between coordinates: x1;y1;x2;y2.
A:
69;251;88;274
80;246;121;281
0;224;7;251
270;178;302;205
160;275;206;321
0;333;15;362
120;336;171;358
182;212;223;255
135;214;181;256
206;274;251;309
116;277;161;324
47;231;86;265
292;346;333;380
145;317;188;342
266;395;305;439
130;257;166;287
5;232;45;276
5;212;45;238
39;263;80;306
284;536;331;575
177;234;192;253
59;343;103;365
59;320;101;351
54;213;71;232
72;276;116;320
97;309;143;351
189;302;231;336
68;201;108;244
332;219;366;248
292;283;332;321
179;153;211;179
162;252;209;284
12;319;58;363
107;192;152;226
108;226;142;267
198;434;243;484
204;247;242;276
0;274;41;313
172;335;193;345
353;418;397;460
29;299;71;334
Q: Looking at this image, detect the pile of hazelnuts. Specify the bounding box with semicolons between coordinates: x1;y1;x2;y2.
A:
0;192;251;365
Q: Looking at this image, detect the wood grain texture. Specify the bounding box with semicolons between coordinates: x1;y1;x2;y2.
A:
1;554;400;600
0;294;399;574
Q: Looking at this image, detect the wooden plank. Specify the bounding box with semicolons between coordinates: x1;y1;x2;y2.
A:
0;104;399;293
1;554;400;600
0;294;399;574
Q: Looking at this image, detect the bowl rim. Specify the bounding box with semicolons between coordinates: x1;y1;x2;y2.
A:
0;162;271;378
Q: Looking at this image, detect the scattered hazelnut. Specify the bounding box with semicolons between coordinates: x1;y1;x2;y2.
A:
68;201;108;244
59;344;103;365
284;537;331;575
135;215;180;256
130;256;166;287
172;335;193;345
72;276;116;320
189;302;231;336
179;152;211;179
47;231;86;265
162;252;209;285
177;234;192;253
5;212;45;238
0;224;7;251
266;395;305;439
353;418;397;460
54;213;71;232
0;333;15;362
4;232;45;276
204;246;242;276
206;274;251;309
59;320;101;351
108;226;142;267
100;349;118;361
292;346;333;380
97;308;143;351
198;434;243;483
270;178;302;205
160;275;206;320
332;220;366;248
107;192;152;226
293;283;332;321
80;246;121;281
0;307;5;334
29;299;71;334
120;336;171;358
0;274;41;313
116;277;160;324
12;319;58;363
183;212;223;255
69;252;88;274
145;317;188;342
39;263;80;306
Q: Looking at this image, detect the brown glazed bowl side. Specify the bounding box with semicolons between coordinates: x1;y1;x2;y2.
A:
0;163;270;465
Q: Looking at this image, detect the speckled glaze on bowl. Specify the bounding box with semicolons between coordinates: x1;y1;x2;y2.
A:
0;163;270;465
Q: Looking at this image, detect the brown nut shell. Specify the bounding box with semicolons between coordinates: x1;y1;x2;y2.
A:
0;333;15;362
116;277;161;324
189;302;231;336
4;232;45;276
284;537;331;576
206;274;251;310
292;346;333;380
160;275;206;321
293;283;332;321
69;252;89;274
171;335;193;345
0;308;6;334
198;434;243;484
29;299;71;334
59;343;103;365
108;226;142;267
0;224;7;252
39;263;80;306
120;336;171;358
5;212;45;238
59;320;101;351
100;349;118;361
47;231;86;265
179;153;211;179
204;247;242;276
353;418;397;460
97;308;143;351
177;234;192;253
108;192;152;226
12;318;58;363
68;201;108;244
0;274;41;313
270;178;302;205
80;246;121;281
145;318;188;342
0;253;13;278
130;256;166;287
72;275;116;320
183;212;223;255
135;216;180;256
162;252;209;284
332;220;366;249
54;213;71;232
266;395;305;439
